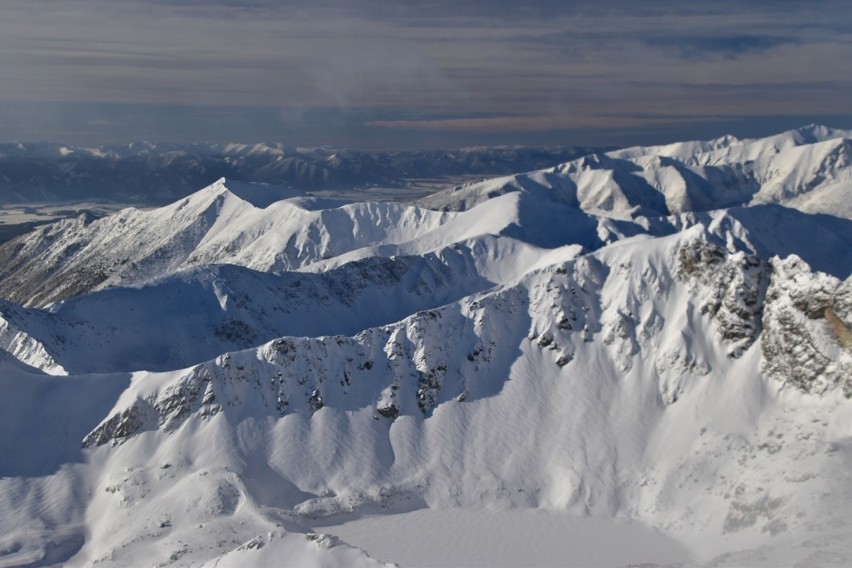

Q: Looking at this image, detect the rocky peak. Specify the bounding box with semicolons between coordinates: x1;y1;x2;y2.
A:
760;255;851;396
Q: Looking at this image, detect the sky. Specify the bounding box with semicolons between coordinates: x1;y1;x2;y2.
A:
2;0;852;149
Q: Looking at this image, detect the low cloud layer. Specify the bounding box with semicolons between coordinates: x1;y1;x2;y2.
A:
2;0;851;147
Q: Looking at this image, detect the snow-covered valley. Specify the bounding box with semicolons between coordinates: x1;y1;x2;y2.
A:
1;126;851;567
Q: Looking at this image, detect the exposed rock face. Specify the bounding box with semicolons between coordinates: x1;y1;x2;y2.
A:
761;256;852;396
676;235;768;357
0;213;107;306
676;236;852;396
81;235;852;450
82;402;158;448
5;130;852;568
83;366;219;447
80;299;515;446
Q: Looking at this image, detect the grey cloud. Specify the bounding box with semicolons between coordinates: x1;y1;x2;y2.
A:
0;0;850;147
643;35;800;59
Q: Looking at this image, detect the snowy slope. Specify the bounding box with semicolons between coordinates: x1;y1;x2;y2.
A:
419;124;852;218
1;127;851;568
0;253;492;374
0;178;650;307
2;172;850;309
1;222;850;567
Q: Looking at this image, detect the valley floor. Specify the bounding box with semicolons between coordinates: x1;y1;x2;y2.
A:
315;508;691;567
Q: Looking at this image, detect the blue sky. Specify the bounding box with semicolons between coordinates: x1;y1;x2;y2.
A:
2;0;851;148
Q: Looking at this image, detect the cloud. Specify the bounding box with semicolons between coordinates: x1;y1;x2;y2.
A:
0;0;850;146
367;113;704;133
643;35;800;59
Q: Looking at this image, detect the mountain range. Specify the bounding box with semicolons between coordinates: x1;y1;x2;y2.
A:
0;125;850;567
0;143;605;205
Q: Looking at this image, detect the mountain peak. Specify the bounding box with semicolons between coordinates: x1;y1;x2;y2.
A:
1;125;851;567
780;123;850;145
419;126;852;218
198;177;307;209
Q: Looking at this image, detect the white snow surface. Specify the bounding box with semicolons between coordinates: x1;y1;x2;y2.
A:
316;508;691;567
420;124;852;219
1;127;852;568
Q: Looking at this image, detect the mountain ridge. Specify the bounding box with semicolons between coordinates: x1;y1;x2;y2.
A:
0;142;607;205
0;126;850;567
419;124;852;218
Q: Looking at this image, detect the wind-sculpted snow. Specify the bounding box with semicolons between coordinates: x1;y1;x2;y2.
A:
76;236;687;446
2;223;841;567
419;124;852;219
79;226;850;462
2;128;852;567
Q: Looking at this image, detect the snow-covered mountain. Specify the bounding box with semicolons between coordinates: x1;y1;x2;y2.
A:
1;127;851;568
420;124;852;219
0;142;603;205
